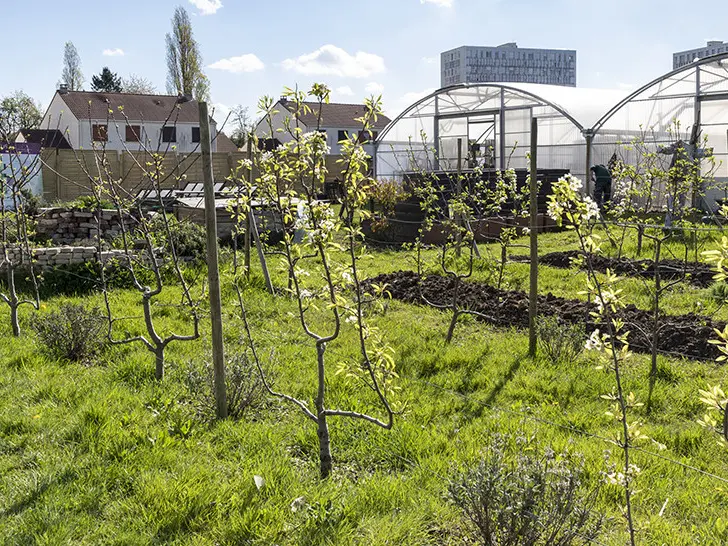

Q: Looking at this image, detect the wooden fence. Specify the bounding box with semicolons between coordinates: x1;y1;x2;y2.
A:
40;149;351;203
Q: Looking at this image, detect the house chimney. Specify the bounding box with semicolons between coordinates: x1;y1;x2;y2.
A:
58;84;69;94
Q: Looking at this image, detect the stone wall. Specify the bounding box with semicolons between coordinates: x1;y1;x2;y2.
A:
35;208;135;245
2;246;128;269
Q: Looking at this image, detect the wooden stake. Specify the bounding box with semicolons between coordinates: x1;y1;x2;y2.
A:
244;137;252;279
529;118;539;358
199;101;227;419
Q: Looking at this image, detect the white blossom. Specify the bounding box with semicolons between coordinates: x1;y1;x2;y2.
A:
585;329;604;351
584;196;600;220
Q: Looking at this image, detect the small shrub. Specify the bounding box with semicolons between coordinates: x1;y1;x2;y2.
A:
536;315;585;364
710;282;728;302
145;214;206;263
69;195;114;211
19;189;41;217
32;303;107;363
449;436;605;546
185;353;268;421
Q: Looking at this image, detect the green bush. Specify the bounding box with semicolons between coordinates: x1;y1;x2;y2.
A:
449;436;605;545
145;214;206;264
69;195;115;211
32;303;107;363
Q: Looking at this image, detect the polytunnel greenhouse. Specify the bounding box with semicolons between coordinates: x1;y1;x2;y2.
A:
374;52;728;211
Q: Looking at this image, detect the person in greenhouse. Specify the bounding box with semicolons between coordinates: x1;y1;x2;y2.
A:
589;164;612;213
657;129;709;228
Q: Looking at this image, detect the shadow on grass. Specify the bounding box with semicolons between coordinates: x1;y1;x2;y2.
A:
483;354;527;406
0;467;78;518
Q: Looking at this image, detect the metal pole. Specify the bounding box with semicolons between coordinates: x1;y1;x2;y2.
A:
499;89;506;171
244;137;252;279
456;137;463;256
584;129;593;197
198;101;227;420
529;117;539;358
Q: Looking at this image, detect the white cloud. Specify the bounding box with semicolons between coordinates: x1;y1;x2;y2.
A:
335;86;354;97
102;48;125;57
212;103;233;132
421;56;439;64
209;54;265;73
188;0;223;15
421;0;453;7
281;45;385;79
365;82;385;95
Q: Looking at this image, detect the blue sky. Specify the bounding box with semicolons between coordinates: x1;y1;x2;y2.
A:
2;0;726;127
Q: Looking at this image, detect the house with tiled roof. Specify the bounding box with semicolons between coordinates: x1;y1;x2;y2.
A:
40;86;238;154
254;98;391;157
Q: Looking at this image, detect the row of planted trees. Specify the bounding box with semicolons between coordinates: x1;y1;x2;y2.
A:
3;83;728;543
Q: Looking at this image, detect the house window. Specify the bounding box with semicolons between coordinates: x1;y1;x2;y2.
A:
357;130;378;143
192;127;200;143
125;125;141;142
92;124;108;142
162;126;176;143
338;130;349;142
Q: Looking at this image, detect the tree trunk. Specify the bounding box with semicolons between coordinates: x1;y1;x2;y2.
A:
315;341;333;479
651;240;662;379
7;267;19;337
154;344;165;380
636;225;644;256
446;277;462;344
317;412;332;479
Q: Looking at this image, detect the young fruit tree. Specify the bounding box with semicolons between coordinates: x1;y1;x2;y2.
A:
233;84;398;478
72;105;202;380
0;139;41;336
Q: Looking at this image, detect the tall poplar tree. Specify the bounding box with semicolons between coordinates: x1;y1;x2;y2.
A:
165;6;210;101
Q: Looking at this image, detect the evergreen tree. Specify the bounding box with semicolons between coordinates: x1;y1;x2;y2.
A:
91;67;123;93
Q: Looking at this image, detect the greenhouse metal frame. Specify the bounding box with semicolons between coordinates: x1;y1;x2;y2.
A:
374;52;728;210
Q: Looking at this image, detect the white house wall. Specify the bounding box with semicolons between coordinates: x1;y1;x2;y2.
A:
41;94;80;148
76;120;215;153
255;106;374;156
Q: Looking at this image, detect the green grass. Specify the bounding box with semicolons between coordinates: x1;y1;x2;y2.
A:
1;229;728;545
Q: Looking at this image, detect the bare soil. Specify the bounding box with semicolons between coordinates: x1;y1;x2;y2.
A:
366;270;723;361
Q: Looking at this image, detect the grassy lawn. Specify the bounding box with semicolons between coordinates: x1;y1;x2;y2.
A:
1;229;728;545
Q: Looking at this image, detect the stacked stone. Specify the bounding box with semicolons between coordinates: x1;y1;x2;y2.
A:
0;246;130;271
35;208;130;245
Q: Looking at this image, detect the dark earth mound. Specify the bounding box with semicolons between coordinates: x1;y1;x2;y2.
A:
365;270;724;361
513;250;716;288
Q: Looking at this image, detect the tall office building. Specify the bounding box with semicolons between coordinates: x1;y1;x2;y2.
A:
673;41;727;69
441;43;577;88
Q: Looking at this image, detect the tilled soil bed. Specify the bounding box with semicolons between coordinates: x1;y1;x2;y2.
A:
366;270;724;361
513;250;716;288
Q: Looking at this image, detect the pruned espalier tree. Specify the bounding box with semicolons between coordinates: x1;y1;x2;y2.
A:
231;84;399;479
0;137;41;336
72;103;201;380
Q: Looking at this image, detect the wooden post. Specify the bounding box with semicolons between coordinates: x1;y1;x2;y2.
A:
529;118;539;358
198;101;227;420
244;138;252;279
250;205;274;295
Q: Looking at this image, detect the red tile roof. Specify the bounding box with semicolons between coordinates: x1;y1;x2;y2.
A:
282;101;391;131
56;91;206;124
